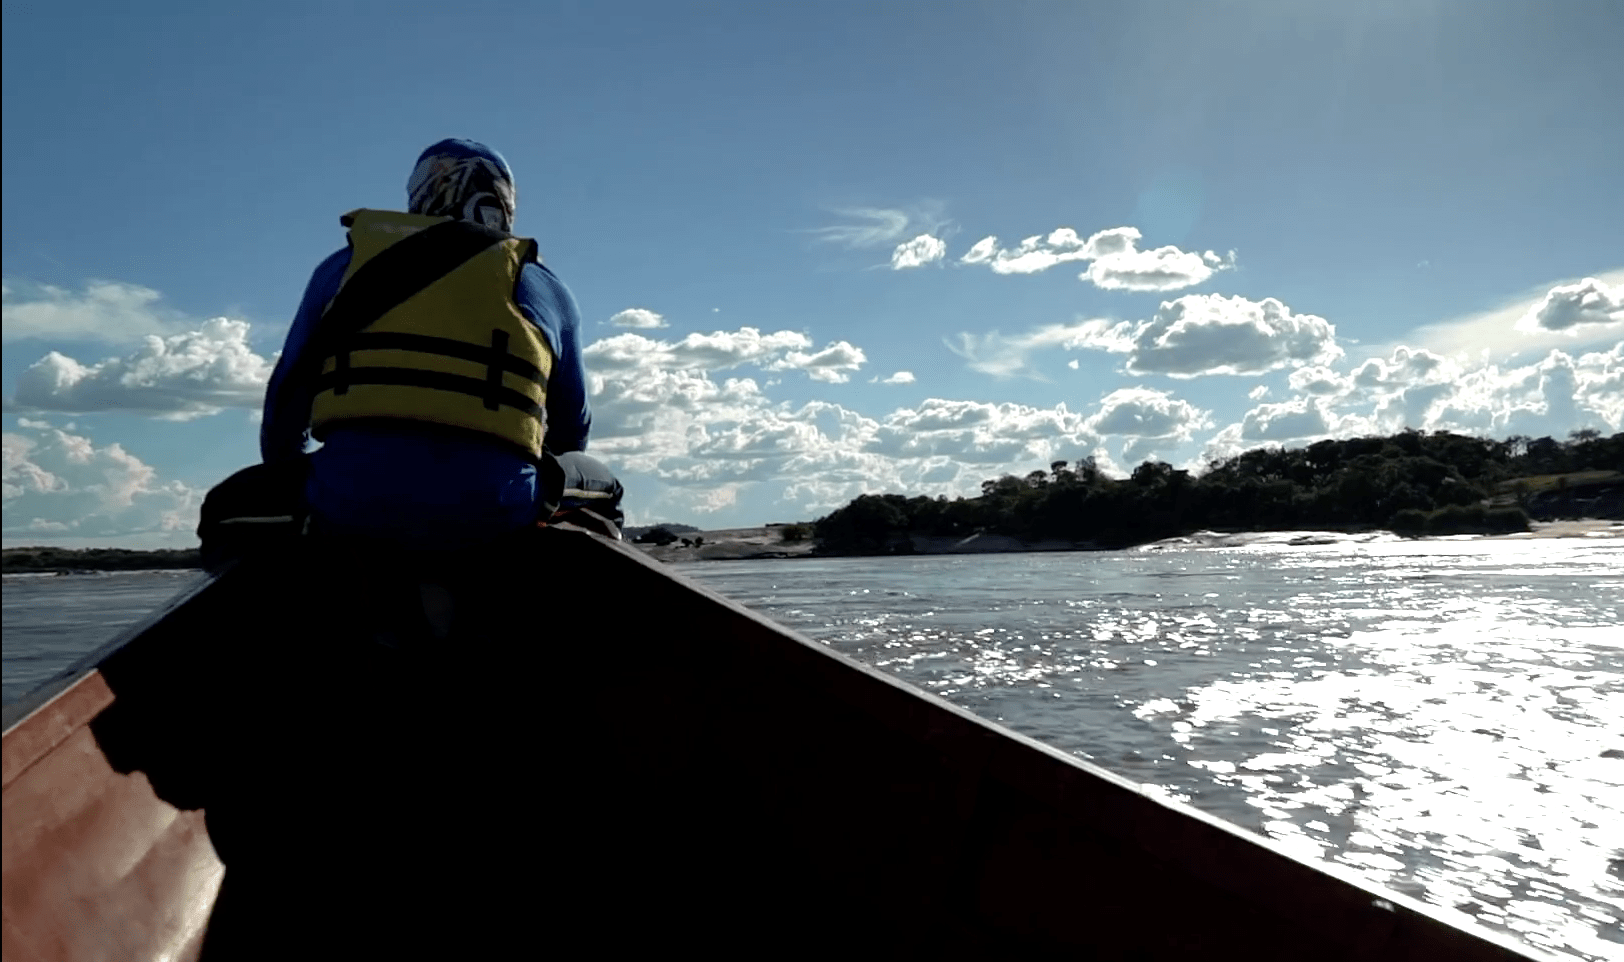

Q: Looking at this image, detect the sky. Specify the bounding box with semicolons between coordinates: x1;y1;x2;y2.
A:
3;0;1622;547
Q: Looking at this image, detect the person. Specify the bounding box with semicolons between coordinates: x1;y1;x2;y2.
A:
259;138;623;553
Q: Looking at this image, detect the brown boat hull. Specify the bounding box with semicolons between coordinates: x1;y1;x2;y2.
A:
3;526;1545;959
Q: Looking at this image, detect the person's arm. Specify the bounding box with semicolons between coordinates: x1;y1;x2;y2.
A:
517;262;591;454
260;249;351;464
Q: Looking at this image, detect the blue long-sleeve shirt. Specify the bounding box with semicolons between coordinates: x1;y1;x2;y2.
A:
260;246;592;549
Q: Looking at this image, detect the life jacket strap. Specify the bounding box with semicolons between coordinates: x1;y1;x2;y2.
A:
324;330;546;388
314;368;543;419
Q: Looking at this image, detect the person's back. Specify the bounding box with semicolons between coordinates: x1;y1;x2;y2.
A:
259;139;621;553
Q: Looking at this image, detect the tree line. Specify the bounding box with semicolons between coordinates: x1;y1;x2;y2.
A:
812;430;1624;555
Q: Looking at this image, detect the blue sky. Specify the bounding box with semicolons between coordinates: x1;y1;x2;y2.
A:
3;0;1621;547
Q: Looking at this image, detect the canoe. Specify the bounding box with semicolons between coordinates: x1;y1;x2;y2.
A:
2;524;1547;960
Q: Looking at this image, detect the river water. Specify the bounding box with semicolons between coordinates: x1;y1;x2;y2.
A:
4;532;1622;960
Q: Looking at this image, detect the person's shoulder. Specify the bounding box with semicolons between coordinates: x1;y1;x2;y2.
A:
312;247;352;285
521;258;567;289
518;261;577;312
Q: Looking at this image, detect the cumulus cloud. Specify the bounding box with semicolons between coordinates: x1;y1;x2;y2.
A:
772;341;868;383
1084;229;1236;292
891;234;947;270
584;326;867;386
959;228;1092;274
2;422;201;547
607;308;668;329
585;333;1127;520
1248;385;1270;401
1084;387;1212;464
1419;347;1621;438
576;324;889;519
866;399;1100;467
1085;388;1212;441
590;343;1223;518
949;296;1338;381
1064;318;1139;354
1406;268;1624;359
1194;342;1624;470
11;318;275;419
958;226;1233;291
1349;345;1450;392
587;328;815;373
1288;365;1351;396
2;279;194;344
1241;397;1333;441
1060;294;1342;378
1515;277;1624;334
879;371;916;385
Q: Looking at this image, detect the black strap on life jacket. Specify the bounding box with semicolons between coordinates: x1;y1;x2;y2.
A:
315;328;544;418
323;219;510;344
300;218;512;392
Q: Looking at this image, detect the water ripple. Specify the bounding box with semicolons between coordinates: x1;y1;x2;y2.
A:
676;537;1624;961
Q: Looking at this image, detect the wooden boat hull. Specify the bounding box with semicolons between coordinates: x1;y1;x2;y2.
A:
2;526;1545;959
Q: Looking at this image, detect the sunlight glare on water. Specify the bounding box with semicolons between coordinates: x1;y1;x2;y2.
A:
675;534;1624;961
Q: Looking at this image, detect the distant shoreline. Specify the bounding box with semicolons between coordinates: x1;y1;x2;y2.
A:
6;518;1617;574
642;518;1624;561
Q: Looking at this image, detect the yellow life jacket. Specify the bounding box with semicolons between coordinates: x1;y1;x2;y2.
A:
308;209;554;459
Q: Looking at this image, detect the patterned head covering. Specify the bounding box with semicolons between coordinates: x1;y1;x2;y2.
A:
406;139;517;233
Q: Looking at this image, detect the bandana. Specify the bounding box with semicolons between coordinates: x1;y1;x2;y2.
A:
405;139;517;233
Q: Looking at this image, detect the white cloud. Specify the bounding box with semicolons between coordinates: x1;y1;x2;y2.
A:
806;207;910;248
2;279;193;344
1085;387;1212;464
959;228;1092;275
585;327;867;385
880;371;916;385
772;341;868;383
1349;345;1450;392
1085;388;1212;441
586;327;815;373
955;295;1340;381
1248;385;1270;401
1515;277;1624;334
607;308;668;329
891;234;947;270
1075;294;1341;378
11;318;275;419
1288;365;1351;396
2;422;201;547
1404;267;1624;360
805;203;950;250
1419;347;1622;438
867;399;1099;467
960;236;1000;267
1574;342;1624;428
1241;397;1333;441
947;320;1107;379
1084;229;1236;292
957;226;1233;291
1193;341;1624;470
1063;318;1138;354
587;335;1138;520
